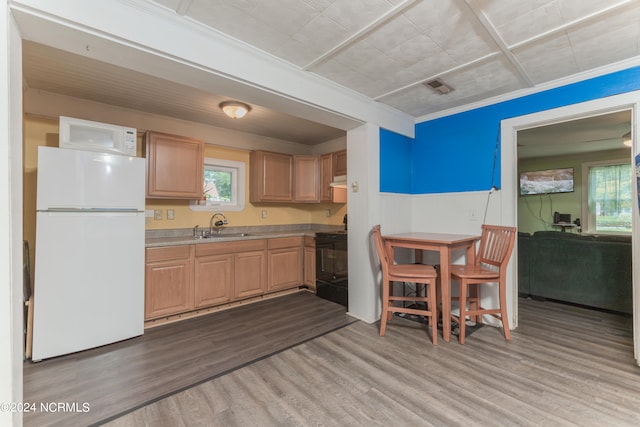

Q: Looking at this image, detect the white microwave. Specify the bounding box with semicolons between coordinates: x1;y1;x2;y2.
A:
59;116;137;156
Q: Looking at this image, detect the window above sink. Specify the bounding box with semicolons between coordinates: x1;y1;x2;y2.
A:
190;157;246;212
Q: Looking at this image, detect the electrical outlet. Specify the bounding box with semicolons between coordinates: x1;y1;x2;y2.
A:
325;209;331;217
154;209;162;220
261;210;268;219
167;209;175;220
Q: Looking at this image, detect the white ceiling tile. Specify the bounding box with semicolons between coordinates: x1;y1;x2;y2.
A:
326;39;383;69
310;60;378;96
323;0;395;32
184;2;287;52
290;14;352;63
363;15;420;55
568;5;640;70
386;34;450;67
475;0;556;28
557;0;630;22
302;0;335;13
404;1;497;63
445;57;522;93
274;38;324;68
513;34;579;84
479;0;564;46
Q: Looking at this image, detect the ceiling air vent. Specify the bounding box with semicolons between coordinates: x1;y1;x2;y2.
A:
424;78;454;94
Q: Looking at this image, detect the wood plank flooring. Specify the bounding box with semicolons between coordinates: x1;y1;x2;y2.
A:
22;291;355;427
104;297;640;427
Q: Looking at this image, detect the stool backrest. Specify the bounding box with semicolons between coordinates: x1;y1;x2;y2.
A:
476;224;517;271
372;225;389;273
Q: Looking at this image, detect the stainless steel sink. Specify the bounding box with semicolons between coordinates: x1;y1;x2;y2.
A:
196;232;250;239
209;233;250;238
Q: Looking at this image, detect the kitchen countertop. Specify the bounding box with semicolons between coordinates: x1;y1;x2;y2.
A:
145;225;344;248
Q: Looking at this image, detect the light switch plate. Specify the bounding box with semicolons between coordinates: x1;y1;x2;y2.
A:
167;209;175;220
154;209;162;220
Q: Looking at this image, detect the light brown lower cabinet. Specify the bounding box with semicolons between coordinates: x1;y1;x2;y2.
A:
146;237;305;322
234;250;267;299
195;240;267;304
145;245;194;320
194;254;233;308
267;237;303;292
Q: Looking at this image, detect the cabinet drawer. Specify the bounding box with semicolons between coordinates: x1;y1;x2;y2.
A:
195;239;266;257
268;236;303;250
146;245;191;262
304;236;315;246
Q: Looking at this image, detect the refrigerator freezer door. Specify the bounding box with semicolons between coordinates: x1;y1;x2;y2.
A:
37;146;145;211
32;211;144;361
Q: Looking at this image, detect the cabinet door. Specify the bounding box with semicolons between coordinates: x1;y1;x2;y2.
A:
268;247;303;291
146;131;204;199
235;250;266;299
333;149;347;177
145;259;192;319
294;155;320;202
250;150;293;202
303;242;316;290
320;153;334;202
194;254;233;308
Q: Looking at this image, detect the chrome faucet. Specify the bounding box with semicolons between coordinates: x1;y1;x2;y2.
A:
209;212;228;235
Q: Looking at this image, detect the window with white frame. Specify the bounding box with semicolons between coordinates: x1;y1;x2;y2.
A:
190;157;245;211
582;159;632;234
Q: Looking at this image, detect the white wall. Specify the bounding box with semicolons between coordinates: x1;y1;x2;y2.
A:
410;190;508;327
345;123;383;323
1;4;24;426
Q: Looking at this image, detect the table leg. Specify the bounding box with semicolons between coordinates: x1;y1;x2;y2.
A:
439;247;451;342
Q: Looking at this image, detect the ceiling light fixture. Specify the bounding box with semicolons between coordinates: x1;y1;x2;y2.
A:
623;131;632;147
219;101;251;119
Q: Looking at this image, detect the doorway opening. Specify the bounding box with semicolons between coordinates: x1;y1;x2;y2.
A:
500;92;640;364
516;110;633;316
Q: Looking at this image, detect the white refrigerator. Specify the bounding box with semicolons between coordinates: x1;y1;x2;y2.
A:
32;146;145;361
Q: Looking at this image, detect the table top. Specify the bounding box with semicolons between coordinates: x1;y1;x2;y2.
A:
384;231;480;244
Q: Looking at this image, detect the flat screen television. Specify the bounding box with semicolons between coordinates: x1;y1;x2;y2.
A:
519;167;574;195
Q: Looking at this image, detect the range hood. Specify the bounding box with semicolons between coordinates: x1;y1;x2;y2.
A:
329;175;347;188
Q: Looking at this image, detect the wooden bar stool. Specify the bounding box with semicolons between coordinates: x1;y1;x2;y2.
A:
372;225;439;344
449;224;516;344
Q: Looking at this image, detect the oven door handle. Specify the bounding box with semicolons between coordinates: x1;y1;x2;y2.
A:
319;247;326;272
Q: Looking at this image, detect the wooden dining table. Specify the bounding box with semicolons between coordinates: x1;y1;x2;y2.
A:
383;232;480;342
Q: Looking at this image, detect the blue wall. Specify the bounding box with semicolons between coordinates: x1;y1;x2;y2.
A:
380;128;413;192
380;66;640;194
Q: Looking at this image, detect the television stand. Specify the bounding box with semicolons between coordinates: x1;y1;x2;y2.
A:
553;223;576;232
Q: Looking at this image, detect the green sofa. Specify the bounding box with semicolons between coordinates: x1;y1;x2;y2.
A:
518;231;632;314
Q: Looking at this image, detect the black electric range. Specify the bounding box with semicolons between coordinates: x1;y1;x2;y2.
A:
315;231;348;307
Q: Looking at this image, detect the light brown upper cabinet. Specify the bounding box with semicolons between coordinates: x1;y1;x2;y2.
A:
333;149;347;177
145;131;204;199
250;149;345;204
293;155;320;203
321;151;347;203
320;153;334;202
250;150;293;202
